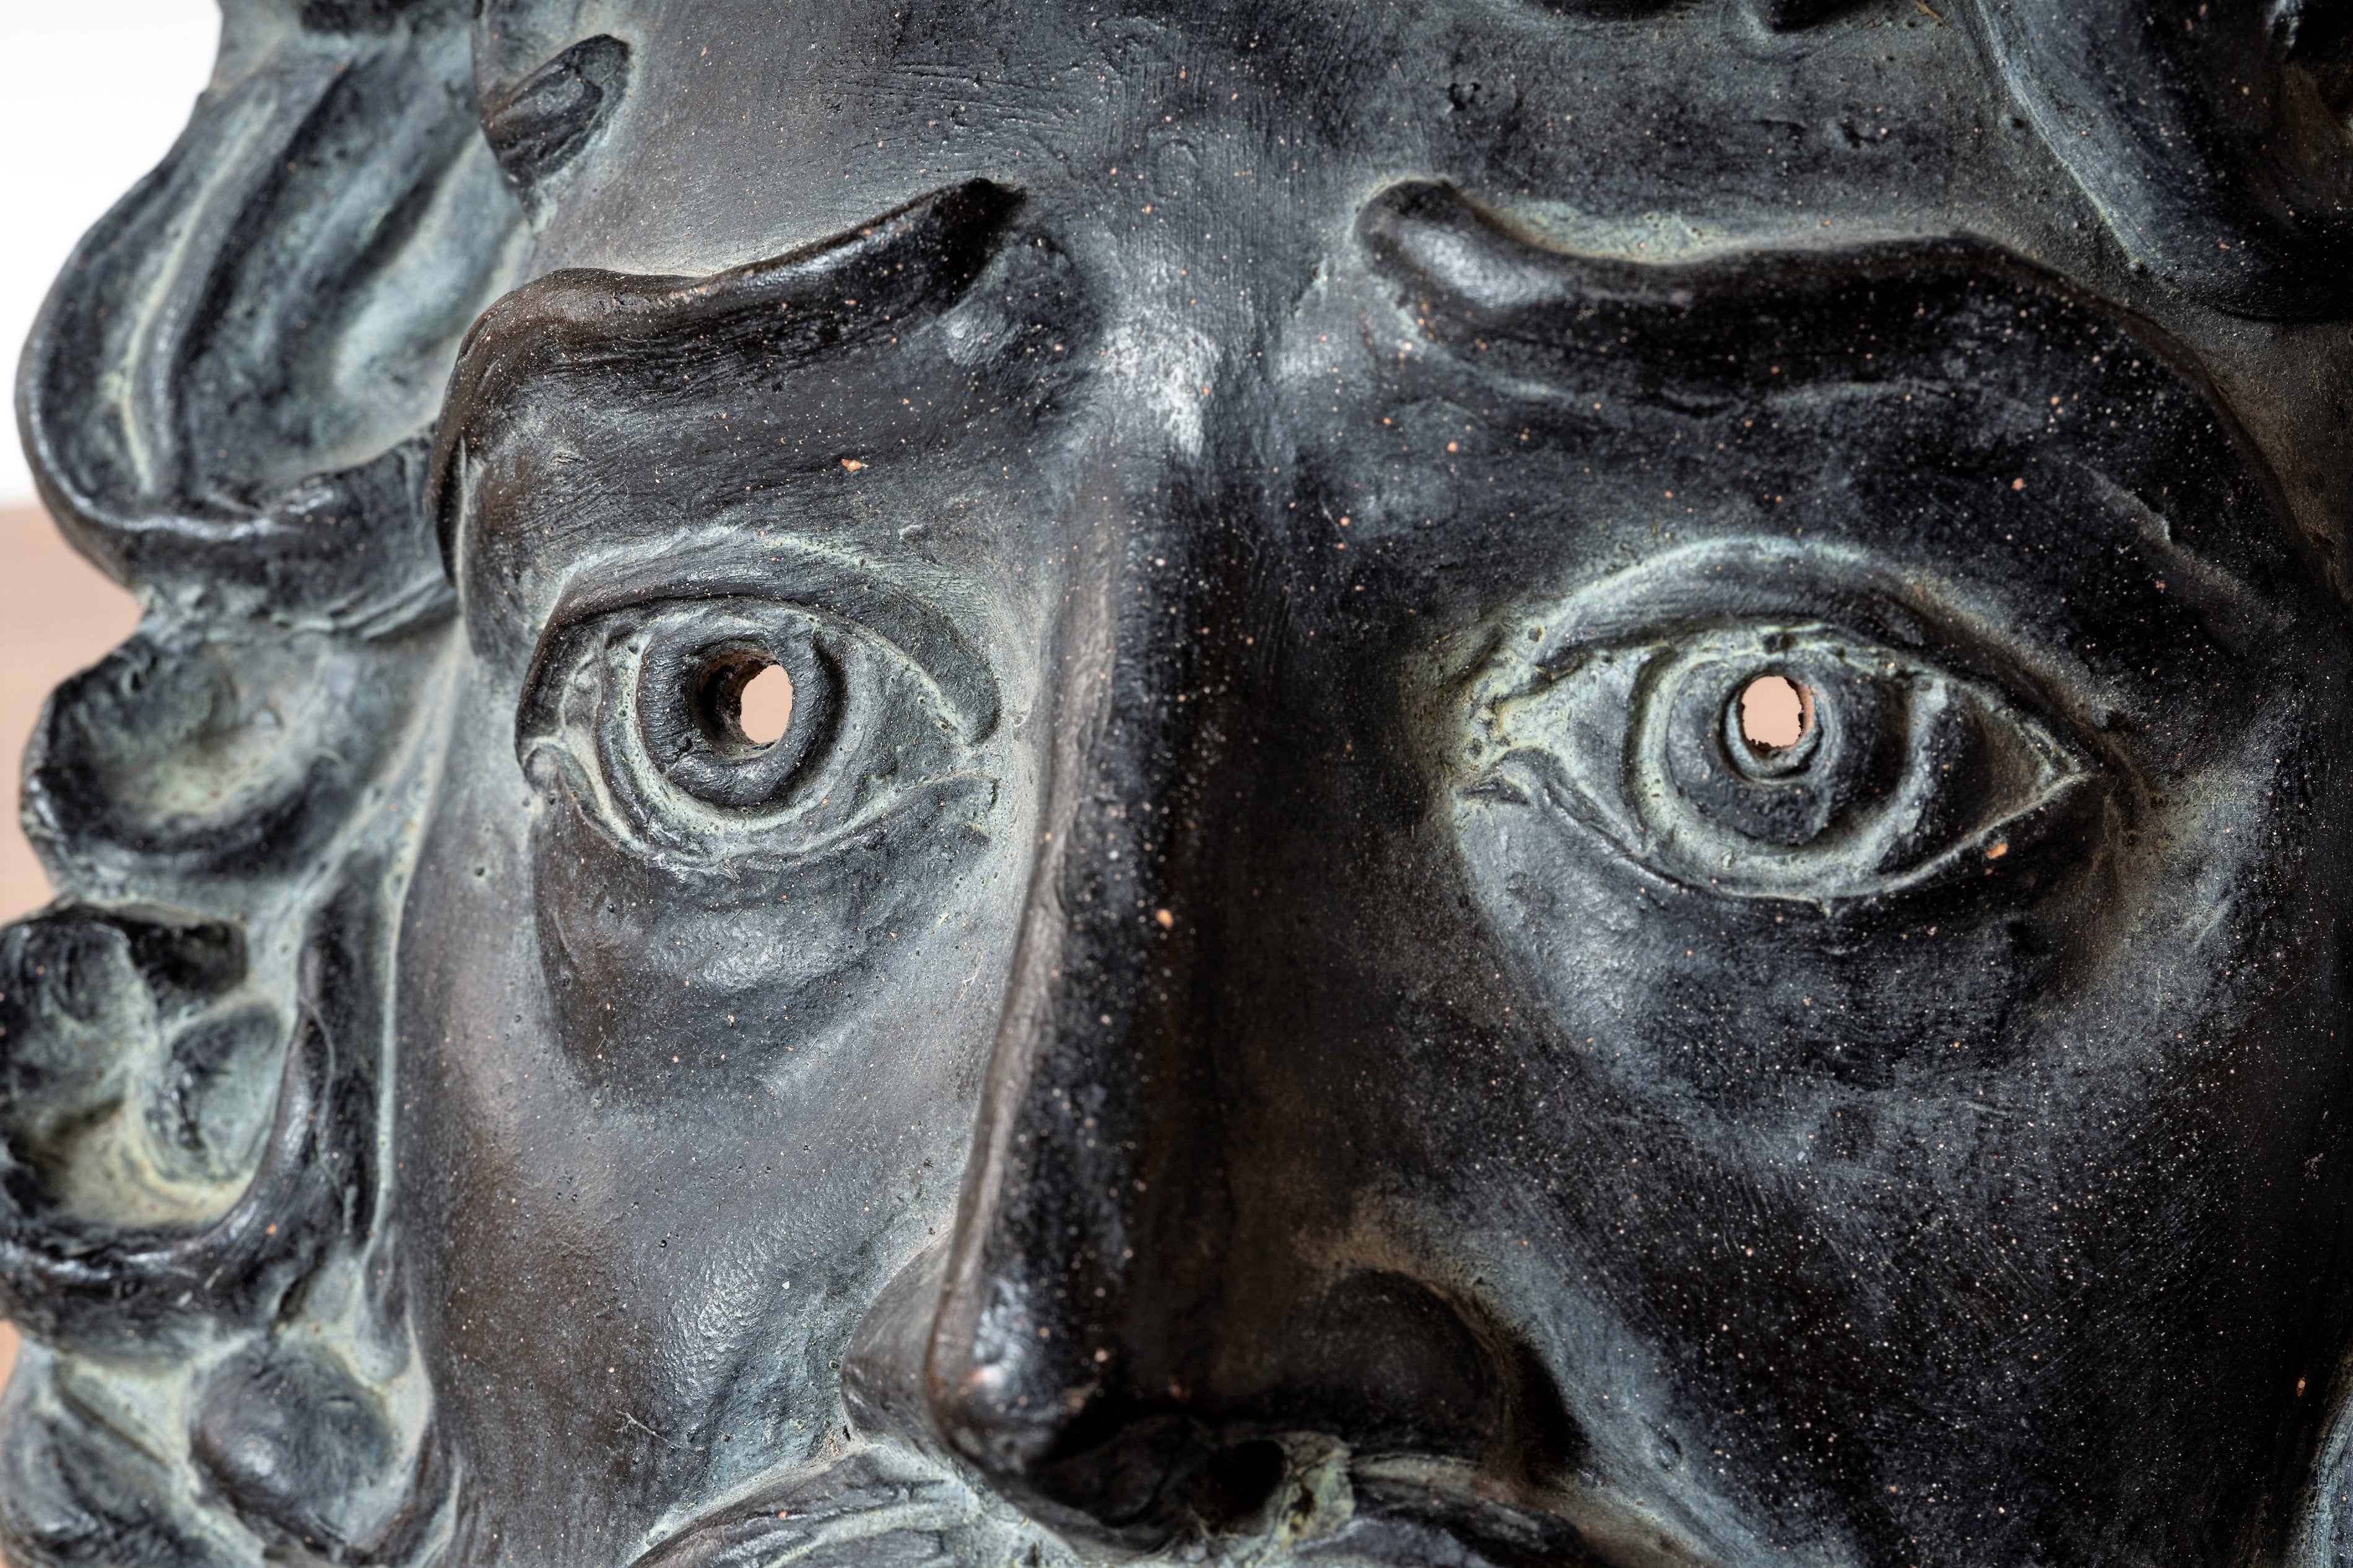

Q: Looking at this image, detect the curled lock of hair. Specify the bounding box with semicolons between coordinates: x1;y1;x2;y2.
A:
1;0;536;1561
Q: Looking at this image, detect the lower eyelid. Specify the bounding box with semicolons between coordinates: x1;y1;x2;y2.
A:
1463;623;2096;904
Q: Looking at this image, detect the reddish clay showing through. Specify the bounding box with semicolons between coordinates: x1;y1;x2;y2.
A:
738;664;793;747
1740;674;1813;751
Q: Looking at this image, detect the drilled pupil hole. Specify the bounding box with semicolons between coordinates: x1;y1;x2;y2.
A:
1739;674;1814;753
738;664;794;745
700;656;794;749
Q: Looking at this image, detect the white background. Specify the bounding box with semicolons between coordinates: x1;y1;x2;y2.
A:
1;2;220;507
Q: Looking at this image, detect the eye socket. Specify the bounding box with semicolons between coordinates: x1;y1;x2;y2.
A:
1464;620;2100;905
518;592;983;868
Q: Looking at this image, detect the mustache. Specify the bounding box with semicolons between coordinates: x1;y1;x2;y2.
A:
624;1440;1711;1568
625;1444;985;1568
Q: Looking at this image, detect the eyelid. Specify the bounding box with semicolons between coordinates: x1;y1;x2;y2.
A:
1501;539;2086;735
1512;540;1931;661
515;536;1000;758
1455;540;2124;907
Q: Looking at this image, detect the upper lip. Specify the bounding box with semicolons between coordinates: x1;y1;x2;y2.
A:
625;1442;1722;1568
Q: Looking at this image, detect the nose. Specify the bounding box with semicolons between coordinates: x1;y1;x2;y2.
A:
850;537;1565;1546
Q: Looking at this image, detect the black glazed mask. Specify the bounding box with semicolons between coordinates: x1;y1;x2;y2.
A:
9;2;2353;1565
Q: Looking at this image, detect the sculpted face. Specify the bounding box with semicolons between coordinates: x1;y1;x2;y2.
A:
9;2;2353;1566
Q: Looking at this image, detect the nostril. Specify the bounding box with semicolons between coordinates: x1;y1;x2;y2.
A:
917;1267;1576;1551
1045;1428;1292;1541
1196;1437;1287;1528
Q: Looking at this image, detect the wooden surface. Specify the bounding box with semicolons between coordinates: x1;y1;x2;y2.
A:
0;501;146;1442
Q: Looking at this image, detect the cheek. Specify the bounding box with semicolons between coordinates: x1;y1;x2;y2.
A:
386;691;1037;1492
391;708;561;1196
1452;797;2045;1106
529;783;1001;1099
1445;695;2353;1406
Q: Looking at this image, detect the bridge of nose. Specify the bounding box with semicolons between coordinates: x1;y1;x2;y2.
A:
916;526;1239;1522
862;527;1551;1543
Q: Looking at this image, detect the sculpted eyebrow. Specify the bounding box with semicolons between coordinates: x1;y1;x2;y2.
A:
1354;180;2183;404
1356;181;2284;649
427;179;1021;565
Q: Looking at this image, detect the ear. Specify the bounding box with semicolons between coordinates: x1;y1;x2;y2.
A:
1961;0;2353;319
13;0;527;632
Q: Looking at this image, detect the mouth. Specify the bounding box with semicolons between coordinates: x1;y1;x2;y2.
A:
626;1440;1721;1568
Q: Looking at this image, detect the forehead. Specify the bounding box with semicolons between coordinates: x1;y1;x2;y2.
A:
480;0;2003;281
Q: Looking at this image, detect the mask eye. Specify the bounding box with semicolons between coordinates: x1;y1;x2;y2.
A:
517;589;989;869
1464;620;2101;905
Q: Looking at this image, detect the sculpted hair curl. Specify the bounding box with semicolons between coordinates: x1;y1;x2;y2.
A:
0;0;541;1558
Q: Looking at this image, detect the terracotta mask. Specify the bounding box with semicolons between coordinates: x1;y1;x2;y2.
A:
8;2;2353;1563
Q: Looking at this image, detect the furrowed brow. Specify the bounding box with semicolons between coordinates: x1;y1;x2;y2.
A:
1355;180;2121;399
427;179;1022;568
